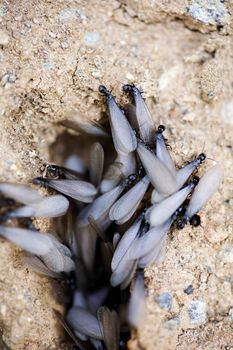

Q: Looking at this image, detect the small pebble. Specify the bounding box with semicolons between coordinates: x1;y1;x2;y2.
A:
156;292;172;311
1;73;16;86
42;61;55;71
0;30;9;45
126;73;135;81
49;31;56;39
58;8;86;22
187;1;229;25
229;308;233;321
91;70;103;78
219;244;233;263
0;3;8;17
61;42;69;49
84;32;100;46
164;316;180;329
184;284;194;295
188;300;206;325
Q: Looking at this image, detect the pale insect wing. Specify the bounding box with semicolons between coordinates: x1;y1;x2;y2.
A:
42;246;68;273
125;103;137;129
78;184;124;228
73;290;88;308
24;254;62;279
64;154;86;175
88;215;109;242
186;165;223;218
120;259;137;290
49;236;73;257
100;162;123;193
133;88;155;144
43;179;97;202
176;160;198;190
127;272;146;328
137;143;176;195
156;133;176;176
97;307;119;350
74;330;88;342
89;142;104;186
66;119;109;137
116;152;136;177
110;252;136;287
113;232;121;250
111;218;142;271
109;176;150;222
100;241;114;275
128;220;171;260
0;183;43;204
110;122;136;156
138;235;167;268
0;225;52;256
115;205;142;225
108;96;137;155
79;120;109;137
66;306;103;340
54;310;89;350
149;184;192;227
151;190;166;204
90;339;104;350
77;225;97;273
9;195;69;218
61;255;76;273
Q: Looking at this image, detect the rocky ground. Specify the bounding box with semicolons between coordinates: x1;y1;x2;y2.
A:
0;0;232;349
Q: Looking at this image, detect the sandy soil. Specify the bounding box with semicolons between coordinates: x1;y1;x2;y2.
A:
0;0;232;349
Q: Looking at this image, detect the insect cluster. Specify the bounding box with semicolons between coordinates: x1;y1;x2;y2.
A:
0;85;223;349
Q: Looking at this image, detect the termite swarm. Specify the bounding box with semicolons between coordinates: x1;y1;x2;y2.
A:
0;84;223;349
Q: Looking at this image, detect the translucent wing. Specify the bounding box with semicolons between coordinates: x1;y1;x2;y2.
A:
115;152;136;178
100;86;137;155
89;142;104;186
138;235;167;268
67;306;103;340
149;183;193;227
0;225;53;255
78;184;124;228
137;143;176;195
123;85;155;144
109;176;150;223
33;178;97;203
156;128;176;176
128;219;172;260
97;306;120;350
185;165;223;219
111;218;142;271
127;271;146;328
9;195;69;218
0;183;43;204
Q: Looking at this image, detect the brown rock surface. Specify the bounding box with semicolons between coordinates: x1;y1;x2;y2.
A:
0;0;232;349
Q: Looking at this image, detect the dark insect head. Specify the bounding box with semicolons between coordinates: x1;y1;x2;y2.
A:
192;176;199;186
177;218;187;230
32;177;47;186
189;214;201;227
197;153;206;163
46;164;62;178
157;125;166;134
122;84;135;93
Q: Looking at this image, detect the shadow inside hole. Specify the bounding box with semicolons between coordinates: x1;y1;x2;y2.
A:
49;124;116;176
47;121;131;349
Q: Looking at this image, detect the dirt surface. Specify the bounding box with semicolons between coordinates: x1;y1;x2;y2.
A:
0;0;232;349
